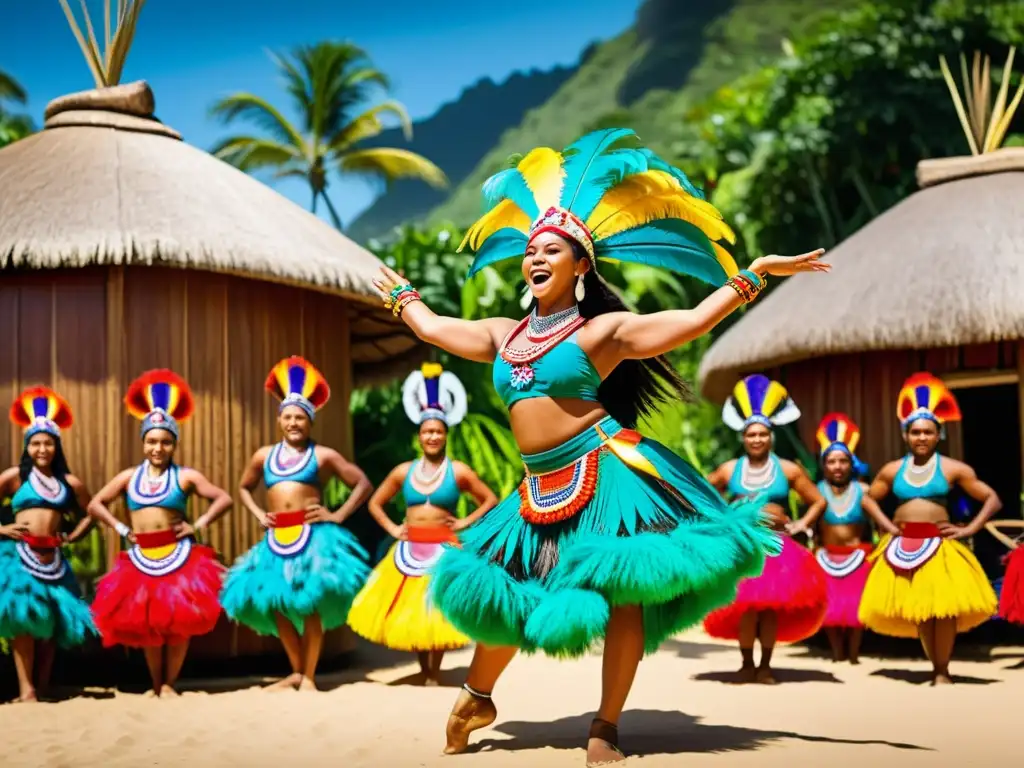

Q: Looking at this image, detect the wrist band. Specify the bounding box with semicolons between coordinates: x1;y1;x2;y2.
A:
114;522;130;538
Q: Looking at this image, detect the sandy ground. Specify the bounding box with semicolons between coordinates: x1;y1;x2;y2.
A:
1;629;1021;767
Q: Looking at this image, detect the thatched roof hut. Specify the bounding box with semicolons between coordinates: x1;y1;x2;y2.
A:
0;82;422;659
698;150;1024;570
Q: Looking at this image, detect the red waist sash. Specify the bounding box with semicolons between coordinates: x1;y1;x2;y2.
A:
900;522;941;538
135;529;179;548
407;525;458;545
824;543;873;555
22;535;63;550
269;510;307;528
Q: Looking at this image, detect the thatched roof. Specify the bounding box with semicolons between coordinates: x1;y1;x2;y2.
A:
0;81;423;385
699;149;1024;402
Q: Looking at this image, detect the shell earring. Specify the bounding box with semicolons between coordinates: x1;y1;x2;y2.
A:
575;274;586;302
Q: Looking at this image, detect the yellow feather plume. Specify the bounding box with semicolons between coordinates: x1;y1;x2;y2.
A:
458;199;532;252
712;242;739;278
517;147;564;214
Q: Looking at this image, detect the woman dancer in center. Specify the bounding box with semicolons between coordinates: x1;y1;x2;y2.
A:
373;128;828;765
859;372;999;684
788;414;899;664
221;356;373;691
348;362;498;685
703;375;828;683
0;387;96;702
89;370;233;697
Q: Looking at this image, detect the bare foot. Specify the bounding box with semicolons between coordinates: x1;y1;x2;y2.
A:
298;676;318;692
265;673;302;692
933;672;954;686
756;667;778;685
423;675;440;688
444;689;497;755
736;665;757;684
17;689;38;703
144;689;159;699
159;685;180;698
586;737;626;766
849;657;860;666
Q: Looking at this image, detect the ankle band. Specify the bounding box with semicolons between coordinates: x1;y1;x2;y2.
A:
463;683;492;699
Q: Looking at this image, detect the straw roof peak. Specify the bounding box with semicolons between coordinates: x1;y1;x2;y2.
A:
42;80;181;140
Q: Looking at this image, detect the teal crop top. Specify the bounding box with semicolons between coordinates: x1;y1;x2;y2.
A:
264;441;321;489
892;454;949;506
727;455;790;505
10;471;73;514
125;462;190;514
818;479;866;526
493;333;602;410
402;459;461;512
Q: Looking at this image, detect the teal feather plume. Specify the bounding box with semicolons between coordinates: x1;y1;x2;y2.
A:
480;167;539;219
559;128;637;213
467;228;528;277
638;149;705;199
564;148;651;223
596;220;730;286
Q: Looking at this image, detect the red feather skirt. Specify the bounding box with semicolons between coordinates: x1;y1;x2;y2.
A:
999;547;1024;625
92;537;225;648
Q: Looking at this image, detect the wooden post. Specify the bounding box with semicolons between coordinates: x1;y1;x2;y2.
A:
104;268;125;572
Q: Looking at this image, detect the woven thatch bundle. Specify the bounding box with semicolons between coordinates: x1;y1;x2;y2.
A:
0;81;420;383
698;149;1024;402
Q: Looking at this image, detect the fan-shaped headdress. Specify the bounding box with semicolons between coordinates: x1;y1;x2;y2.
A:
403;363;467;428
816;412;869;477
10;387;74;441
458;128;738;285
265;356;330;421
722;374;801;432
897;372;961;430
125;370;195;440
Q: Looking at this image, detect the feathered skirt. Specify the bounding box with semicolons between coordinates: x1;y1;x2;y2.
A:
348;526;468;652
92;531;225;648
702;535;828;643
430;416;779;658
858;523;998;638
221;517;370;637
997;547;1024;625
817;544;874;629
0;538;96;647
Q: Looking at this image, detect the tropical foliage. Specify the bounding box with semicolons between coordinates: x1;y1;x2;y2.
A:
210;41;447;230
0;68;32;148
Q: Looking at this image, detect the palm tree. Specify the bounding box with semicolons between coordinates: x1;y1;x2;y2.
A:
210;41;447;230
0;67;32;148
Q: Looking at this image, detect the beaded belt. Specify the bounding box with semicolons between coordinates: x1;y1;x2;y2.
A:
265;510;311;557
884;522;943;573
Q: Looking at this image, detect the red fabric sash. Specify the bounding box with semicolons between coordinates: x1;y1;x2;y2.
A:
269;510;307;528
900;522;941;538
135;529;178;548
23;535;62;550
824;543;873;555
407;525;457;545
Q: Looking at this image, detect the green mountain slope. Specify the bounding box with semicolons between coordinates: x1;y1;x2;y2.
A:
426;0;863;228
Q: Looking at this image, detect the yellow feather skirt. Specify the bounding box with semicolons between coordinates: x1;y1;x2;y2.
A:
347;541;469;652
858;532;997;638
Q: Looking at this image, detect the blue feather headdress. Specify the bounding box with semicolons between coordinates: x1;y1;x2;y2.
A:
722;374;801;432
457;128;738;284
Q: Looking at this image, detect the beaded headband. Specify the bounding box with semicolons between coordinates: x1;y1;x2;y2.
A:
527;207;595;260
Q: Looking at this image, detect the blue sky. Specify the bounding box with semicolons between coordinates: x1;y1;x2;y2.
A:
2;0;641;224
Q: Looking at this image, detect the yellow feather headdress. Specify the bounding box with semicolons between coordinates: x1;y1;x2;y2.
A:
459;128;738;284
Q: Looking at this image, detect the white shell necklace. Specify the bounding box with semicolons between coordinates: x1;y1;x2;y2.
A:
903;453;938;487
29;467;66;503
824;482;855;517
411;457;448;494
741;456;777;492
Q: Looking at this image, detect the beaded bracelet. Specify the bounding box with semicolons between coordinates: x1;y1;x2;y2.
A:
738;269;767;291
384;283;416;310
725;278;750;302
393;290;422;317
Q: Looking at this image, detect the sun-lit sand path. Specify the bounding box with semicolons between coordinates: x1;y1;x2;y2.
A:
1;629;1020;767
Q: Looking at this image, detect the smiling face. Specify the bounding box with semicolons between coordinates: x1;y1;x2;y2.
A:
824;450;852;485
903;418;940;459
522;231;590;308
418;419;448;459
26;433;56;471
143;429;176;468
742;423;772;460
278;405;312;445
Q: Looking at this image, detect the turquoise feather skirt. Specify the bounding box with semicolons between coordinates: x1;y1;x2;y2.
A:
221;522;370;637
0;540;96;647
431;416;779;657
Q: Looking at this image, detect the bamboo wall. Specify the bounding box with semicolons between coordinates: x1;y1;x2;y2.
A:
0;265;360;658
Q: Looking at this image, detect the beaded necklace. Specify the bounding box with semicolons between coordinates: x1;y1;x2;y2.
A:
903;453;938;488
740;456;778;493
409;457;448;497
823;482;856;518
28;467;67;505
500;309;587;391
525;305;581;341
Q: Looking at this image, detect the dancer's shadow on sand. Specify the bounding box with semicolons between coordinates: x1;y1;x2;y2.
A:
869;669;1000;686
471;709;929;756
661;638;735;660
691;667;842;684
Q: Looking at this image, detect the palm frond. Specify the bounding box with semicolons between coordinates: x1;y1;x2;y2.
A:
208;93;309;156
337;147;448;188
330;100;413;152
939;47;1024;155
209;136;303;172
0;70;27;103
58;0;145;88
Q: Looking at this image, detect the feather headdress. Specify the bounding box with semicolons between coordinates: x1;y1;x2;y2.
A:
402;363;467;428
10;387;73;440
816;412;869;477
897;372;961;429
265;356;330;421
458;128;738;284
125;370;195;440
722;374;801;432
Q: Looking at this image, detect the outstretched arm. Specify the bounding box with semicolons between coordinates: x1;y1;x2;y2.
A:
985;519;1024;550
941;460;1002;539
452;462;499;531
607;251;828;360
180;469;233;536
318;448;374;525
65;475;95;543
367;465;407;540
373;265;516;363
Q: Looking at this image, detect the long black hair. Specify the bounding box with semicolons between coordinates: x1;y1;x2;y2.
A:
535;239;693;429
19;433;82;528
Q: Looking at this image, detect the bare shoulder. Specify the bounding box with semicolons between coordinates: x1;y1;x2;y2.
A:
716;458;738;474
940;456;973;478
64;473;85;491
0;465;20;487
778;458;809;479
391;461;414;479
252;445;272;463
482;317;519;343
314;444;345;463
875;460;902;480
451;460;476;478
580;311;630;338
